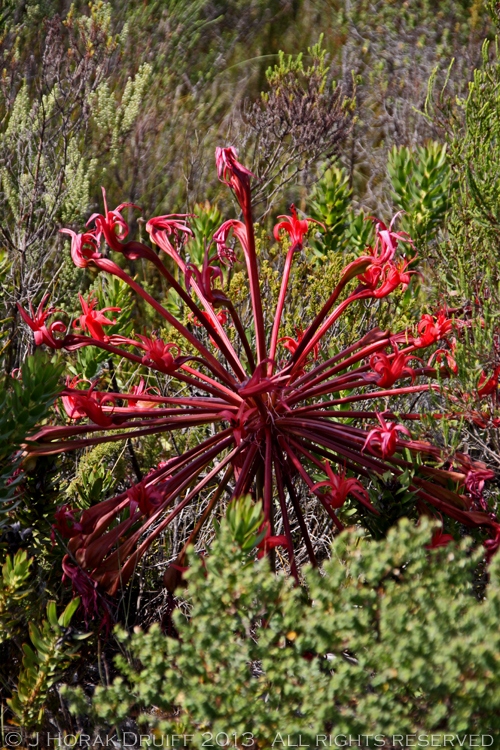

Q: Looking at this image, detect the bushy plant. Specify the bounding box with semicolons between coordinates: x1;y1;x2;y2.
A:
64;510;500;745
387;141;455;249
0;352;63;524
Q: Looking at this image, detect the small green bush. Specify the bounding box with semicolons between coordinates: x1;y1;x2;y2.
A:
65;515;500;747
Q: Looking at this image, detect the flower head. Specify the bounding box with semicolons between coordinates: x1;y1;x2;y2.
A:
17;294;66;348
127;378;161;410
73;292;120;342
87;187;140;253
312;462;370;510
478;367;500;398
273;204;325;252
367;212;415;265
363;345;420;388
52;505;83;542
415;311;453;348
215;146;256;211
60;228;102;269
135;334;181;373
362;413;411;459
146;214;194;258
256;521;289;559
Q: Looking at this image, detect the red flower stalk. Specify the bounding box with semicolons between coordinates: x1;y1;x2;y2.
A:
269;207;325;371
23;149;500;599
185;247;227;307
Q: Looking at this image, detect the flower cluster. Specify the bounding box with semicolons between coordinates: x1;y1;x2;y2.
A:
21;148;500;601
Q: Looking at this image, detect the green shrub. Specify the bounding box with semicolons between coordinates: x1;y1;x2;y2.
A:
65;514;500;746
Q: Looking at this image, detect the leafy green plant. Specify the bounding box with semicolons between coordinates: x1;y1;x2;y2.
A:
0;550;32;645
225;494;266;551
387;141;455;248
64;516;500;744
307;165;374;262
7;598;89;730
0;353;63;524
188;202;223;266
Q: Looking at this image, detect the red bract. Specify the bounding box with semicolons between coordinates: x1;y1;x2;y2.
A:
24;150;500;600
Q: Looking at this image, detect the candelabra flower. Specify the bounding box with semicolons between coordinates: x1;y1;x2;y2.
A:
19;149;500;601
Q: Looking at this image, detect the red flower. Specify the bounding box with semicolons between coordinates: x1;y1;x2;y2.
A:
367;212;414;265
127;378;161;410
363;345;420;388
362;413;411;459
478;367;500;398
256;521;289;559
215;146;256;210
87;187;140;253
212;219;248;264
62;382;121;427
17;294;66;348
414;311;453;348
273;204;325;252
311;462;370;510
73;293;120;342
60;228;102;268
372;256;416;298
356;264;383;292
146;214;194;258
425;527;454;549
52;505;83;541
428;345;458;375
127;480;166;516
135;334;181;373
60;375;91;420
